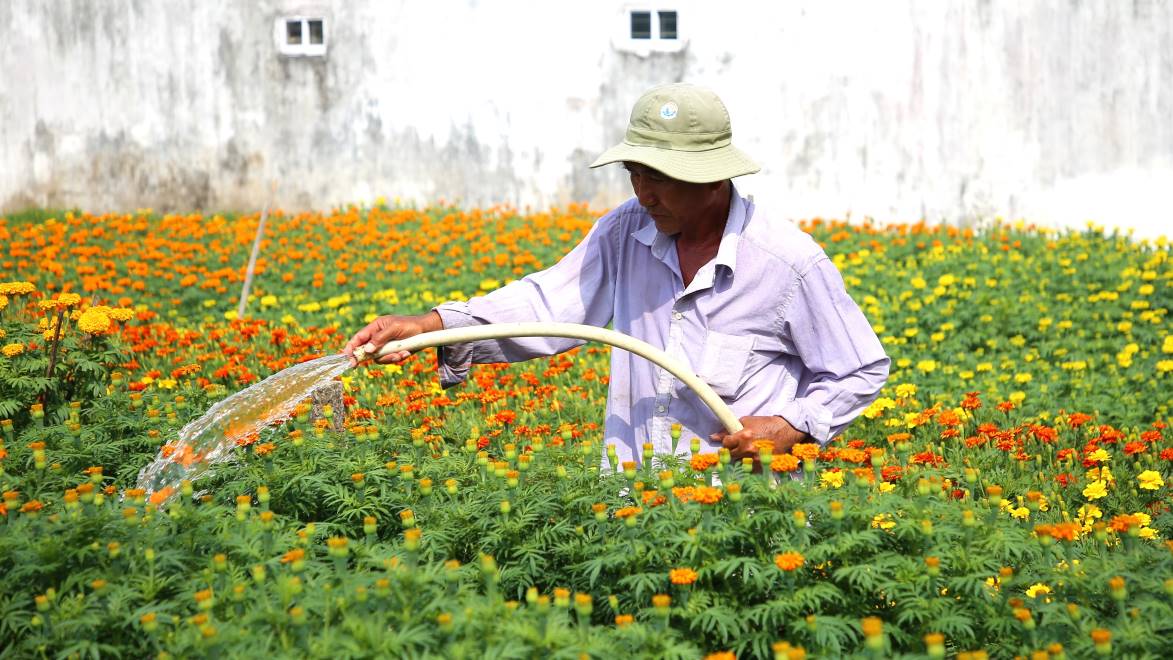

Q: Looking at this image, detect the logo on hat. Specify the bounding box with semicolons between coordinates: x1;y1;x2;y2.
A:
659;101;678;120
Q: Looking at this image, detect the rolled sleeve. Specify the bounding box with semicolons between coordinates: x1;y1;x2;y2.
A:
427;216;619;388
433;302;477;388
779;258;890;443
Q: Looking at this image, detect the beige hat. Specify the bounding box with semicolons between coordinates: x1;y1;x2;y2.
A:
590;83;760;183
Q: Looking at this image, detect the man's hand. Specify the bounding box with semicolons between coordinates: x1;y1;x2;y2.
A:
709;416;810;465
342;312;444;366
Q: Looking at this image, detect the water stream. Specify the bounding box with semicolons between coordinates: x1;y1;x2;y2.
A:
135;353;352;505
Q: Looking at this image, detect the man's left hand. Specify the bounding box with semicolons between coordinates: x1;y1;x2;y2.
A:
710;416;810;464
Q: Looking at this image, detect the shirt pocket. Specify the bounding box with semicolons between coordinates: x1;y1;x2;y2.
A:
696;331;756;399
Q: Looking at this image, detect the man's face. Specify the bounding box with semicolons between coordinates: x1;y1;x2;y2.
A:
623;162;721;236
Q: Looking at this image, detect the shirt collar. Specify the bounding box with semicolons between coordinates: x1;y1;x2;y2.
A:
629;183;751;275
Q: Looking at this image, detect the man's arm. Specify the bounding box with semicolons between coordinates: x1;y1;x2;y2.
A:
776;257;890;444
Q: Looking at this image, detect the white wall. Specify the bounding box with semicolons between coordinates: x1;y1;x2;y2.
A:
1;0;1170;237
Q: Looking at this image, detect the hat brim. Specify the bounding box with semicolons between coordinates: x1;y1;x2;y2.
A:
589;142;760;183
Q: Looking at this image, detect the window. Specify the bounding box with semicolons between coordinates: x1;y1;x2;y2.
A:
615;6;686;53
286;20;302;45
275;16;327;57
308;19;324;45
631;11;652;39
658;11;677;39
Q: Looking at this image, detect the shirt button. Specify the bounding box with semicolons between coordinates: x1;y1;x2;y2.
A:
672;311;683;320
656;405;666;413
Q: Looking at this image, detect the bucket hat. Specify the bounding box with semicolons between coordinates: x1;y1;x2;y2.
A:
590;83;760;183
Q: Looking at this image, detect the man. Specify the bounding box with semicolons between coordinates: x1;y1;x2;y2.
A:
344;83;889;465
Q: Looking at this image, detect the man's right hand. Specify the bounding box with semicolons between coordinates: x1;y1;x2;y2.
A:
342;311;444;366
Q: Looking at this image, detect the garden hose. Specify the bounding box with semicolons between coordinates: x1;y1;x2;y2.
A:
360;322;744;434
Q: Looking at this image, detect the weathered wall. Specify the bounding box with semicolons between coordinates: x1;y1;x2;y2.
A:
1;0;1170;236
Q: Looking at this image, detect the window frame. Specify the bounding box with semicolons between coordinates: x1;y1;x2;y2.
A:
614;4;687;54
275;15;328;57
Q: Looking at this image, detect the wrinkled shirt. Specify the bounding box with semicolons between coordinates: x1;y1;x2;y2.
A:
434;187;889;465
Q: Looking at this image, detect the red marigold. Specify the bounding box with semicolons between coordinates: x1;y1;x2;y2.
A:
1123;441;1147;456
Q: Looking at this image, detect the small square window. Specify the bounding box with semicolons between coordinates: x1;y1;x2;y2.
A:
631;11;651;39
286;20;303;45
658;11;677;39
277;16;328;57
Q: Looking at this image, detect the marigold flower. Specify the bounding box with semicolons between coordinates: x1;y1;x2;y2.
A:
770;454;800;472
77;308;112;334
693;486;723;505
615;613;634;627
690;453;720;471
614;506;642;519
791;443;820;460
861;616;883;638
774;551;805;572
1025;583;1051;598
819;470;845;489
703;653;735;660
1090;628;1111;654
669;567;698;585
1082;480;1108;500
1137;470;1165;490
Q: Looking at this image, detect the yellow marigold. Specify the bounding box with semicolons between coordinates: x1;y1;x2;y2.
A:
1082;480;1108;500
791;443;821;460
0;282;36;295
819;470;845;489
669;567;698;585
773;551;805;572
1025;583;1051;598
77;308;112;334
693;486;724;505
1137;470;1165;491
2;343;24;358
109;307;135;322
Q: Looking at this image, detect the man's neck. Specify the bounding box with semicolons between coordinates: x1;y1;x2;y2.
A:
677;184;733;249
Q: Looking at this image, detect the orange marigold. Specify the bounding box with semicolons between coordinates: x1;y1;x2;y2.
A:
771;454;801;473
614;506;642;519
690;453;720;472
774;551;805;572
693;486;724;505
791;443;821;460
669;567;698;585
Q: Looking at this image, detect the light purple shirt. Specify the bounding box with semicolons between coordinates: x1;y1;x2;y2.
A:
434;187;889;465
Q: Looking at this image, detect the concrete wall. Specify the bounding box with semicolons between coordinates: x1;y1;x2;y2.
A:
2;0;1170;236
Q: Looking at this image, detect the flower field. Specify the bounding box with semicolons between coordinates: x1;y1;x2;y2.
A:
0;204;1170;658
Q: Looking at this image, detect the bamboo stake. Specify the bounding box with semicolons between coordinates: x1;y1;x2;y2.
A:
237;181;278;319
